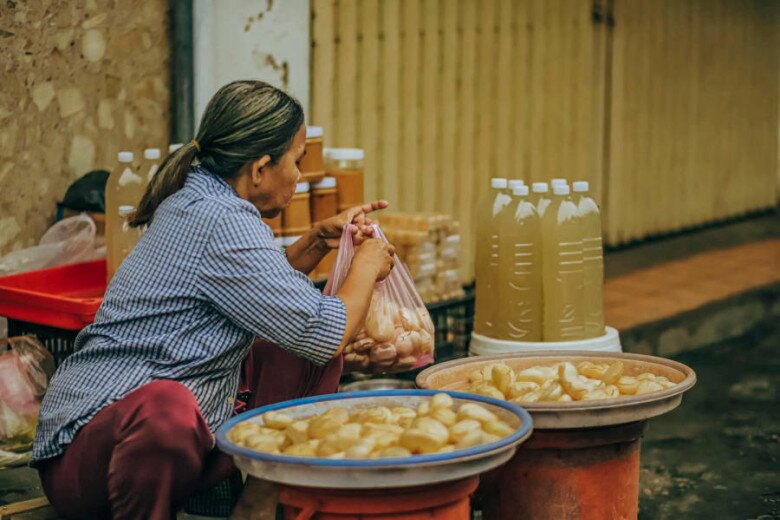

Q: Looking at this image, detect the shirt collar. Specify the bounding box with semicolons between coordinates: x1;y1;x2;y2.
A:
186;165;262;217
186;165;240;199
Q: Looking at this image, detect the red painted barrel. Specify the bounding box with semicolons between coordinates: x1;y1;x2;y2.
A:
480;421;646;520
279;476;479;520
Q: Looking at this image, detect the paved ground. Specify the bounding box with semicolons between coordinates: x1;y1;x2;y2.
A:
639;319;780;519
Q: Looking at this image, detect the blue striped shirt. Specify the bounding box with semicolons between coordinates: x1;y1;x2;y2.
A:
32;167;346;462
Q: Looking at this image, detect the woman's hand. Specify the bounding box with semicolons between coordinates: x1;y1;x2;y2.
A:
353;238;395;282
315;200;390;249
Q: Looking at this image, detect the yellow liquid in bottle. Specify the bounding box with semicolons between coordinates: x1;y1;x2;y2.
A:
474;188;512;337
110;208;143;276
105;163;145;281
576;192;605;338
541;194;585;341
496;196;542;341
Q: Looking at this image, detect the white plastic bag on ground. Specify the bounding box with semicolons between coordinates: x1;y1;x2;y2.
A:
0;214;97;276
0;336;54;468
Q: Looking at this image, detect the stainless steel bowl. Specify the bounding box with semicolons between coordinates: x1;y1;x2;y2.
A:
340;378;416;392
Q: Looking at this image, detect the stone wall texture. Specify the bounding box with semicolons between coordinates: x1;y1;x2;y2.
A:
0;0;170;255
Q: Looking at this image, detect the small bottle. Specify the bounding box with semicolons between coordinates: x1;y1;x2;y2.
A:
106;152;144;281
111;205;143;276
144;148;161;183
300;126;324;174
325;148;364;212
497;184;542;341
311;176;339;279
573;181;605;338
474;177;513;337
530;182;552;217
281;182;312;245
541;184;584;341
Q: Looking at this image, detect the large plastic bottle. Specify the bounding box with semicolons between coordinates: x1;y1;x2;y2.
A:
474;177;512;337
144;148;161;183
573;181;605;338
541;183;585;341
497;184;542;341
530;182;552;217
110;205;143;275
105;151;145;281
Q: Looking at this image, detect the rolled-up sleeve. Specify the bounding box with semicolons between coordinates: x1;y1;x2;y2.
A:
198;208;346;365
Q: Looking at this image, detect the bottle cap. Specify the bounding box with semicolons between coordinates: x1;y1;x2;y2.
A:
553;184;570;196
118;151;134;163
313;176;337;189
532;182;549;193
144;148;161;160
508;179;525;190
295;182;310;194
573;181;589;193
168;143;183;153
490;178;508;189
306;126;324;139
328;148;364;161
551;178;567;187
512;185;530;196
118;205;135;217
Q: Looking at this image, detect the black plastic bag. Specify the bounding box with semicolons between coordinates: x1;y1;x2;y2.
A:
61;169;109;213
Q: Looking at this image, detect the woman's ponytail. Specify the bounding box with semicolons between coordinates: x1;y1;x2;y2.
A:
129;80;303;227
129;141;198;227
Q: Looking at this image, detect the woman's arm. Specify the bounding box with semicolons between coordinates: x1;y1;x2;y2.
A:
199;209;393;364
284;226;329;275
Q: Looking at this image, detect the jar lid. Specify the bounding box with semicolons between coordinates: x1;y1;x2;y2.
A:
295;182;311;193
118;205;135;216
313;176;337;189
306;126;323;139
328;148;364;161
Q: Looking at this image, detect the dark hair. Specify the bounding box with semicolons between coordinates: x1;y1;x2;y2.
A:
130;80;304;227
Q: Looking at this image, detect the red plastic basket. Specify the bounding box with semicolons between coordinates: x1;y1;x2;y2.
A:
0;260;106;330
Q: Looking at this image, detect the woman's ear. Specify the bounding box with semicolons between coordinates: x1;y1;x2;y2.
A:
252;155;272;185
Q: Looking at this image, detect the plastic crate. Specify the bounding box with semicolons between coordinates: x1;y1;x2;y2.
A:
0;260;106;330
6;319;80;366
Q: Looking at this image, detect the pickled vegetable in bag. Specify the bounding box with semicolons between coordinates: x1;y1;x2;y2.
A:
323;225;435;373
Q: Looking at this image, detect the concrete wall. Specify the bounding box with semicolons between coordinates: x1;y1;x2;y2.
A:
193;0;310;123
0;0;171;255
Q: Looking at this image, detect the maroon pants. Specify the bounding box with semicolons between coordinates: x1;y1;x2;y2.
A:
37;341;343;520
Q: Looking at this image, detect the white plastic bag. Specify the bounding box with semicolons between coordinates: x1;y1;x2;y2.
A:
0;336;54;467
0;214;97;276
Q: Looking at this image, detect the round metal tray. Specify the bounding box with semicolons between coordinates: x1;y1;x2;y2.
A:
339;378;416;392
216;390;533;489
416;351;697;429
